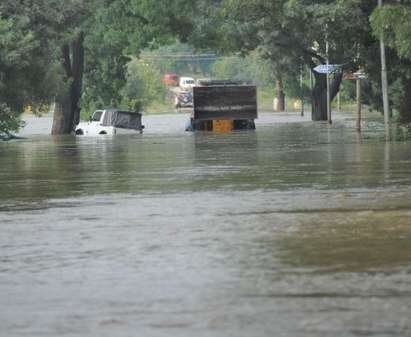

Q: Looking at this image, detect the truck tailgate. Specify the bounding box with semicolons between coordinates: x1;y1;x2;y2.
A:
193;85;257;121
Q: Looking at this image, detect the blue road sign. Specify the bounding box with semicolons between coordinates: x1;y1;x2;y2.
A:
314;64;341;74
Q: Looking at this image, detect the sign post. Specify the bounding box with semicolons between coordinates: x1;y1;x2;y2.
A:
354;70;367;132
356;76;362;132
337;92;341;112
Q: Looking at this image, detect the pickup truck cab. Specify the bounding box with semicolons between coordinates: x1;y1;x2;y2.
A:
75;109;144;136
179;77;195;90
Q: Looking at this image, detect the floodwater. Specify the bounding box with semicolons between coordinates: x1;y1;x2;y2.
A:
1;112;411;337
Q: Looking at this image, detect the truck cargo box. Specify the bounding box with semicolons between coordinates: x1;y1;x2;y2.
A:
193;82;257;121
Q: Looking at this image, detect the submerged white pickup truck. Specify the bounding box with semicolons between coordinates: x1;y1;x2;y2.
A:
75;109;144;136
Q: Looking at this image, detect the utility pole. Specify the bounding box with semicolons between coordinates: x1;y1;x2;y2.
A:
326;25;331;124
300;64;304;117
378;0;390;131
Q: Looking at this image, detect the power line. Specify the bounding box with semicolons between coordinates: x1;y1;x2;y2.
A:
140;53;236;61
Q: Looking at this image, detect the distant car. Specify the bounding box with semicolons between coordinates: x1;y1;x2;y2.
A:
179;77;195;90
161;73;179;86
75;109;144;136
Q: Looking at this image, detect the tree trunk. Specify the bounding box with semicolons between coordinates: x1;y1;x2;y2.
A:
275;76;285;112
312;72;327;121
52;91;73;134
52;32;85;135
311;71;343;121
399;77;411;123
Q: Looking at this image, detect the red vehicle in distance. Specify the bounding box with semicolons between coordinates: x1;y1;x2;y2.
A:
161;73;179;86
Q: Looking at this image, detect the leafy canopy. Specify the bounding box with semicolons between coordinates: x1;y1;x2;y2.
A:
371;4;411;60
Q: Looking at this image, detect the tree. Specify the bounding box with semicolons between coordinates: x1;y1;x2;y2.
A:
371;3;411;122
0;0;90;135
0;3;57;136
53;0;195;134
370;3;411;60
189;0;375;120
122;58;167;111
209;52;271;84
2;0;196;135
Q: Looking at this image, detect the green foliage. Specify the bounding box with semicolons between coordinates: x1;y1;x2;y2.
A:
122;59;167;111
2;0;197;130
187;0;375;118
0;103;23;137
369;4;411;119
0;6;59;133
211;53;273;85
371;5;411;60
211;57;246;80
80;0;196;116
141;42;215;77
81;0;148;113
3;0;411;125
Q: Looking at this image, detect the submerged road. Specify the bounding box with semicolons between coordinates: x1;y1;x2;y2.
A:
1;111;411;336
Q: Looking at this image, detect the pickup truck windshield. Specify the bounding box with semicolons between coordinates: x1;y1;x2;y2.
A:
91;110;103;122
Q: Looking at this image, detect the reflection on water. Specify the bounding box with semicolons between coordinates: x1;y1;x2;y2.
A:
3;115;411;202
1;112;411;336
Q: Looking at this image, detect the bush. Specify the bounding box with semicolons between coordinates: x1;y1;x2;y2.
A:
122;59;167;111
211;53;273;86
0;103;24;137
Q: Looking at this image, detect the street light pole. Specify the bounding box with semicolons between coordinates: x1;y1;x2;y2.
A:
378;0;390;132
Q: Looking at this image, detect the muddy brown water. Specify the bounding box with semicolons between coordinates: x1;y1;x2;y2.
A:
1;112;411;336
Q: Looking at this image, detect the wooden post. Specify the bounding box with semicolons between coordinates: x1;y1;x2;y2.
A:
356;77;362;132
337;91;341;112
275;77;285;112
